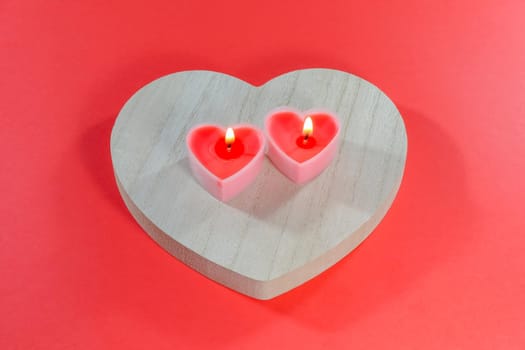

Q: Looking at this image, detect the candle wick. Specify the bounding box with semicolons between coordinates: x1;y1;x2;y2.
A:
303;135;309;144
227;144;232;152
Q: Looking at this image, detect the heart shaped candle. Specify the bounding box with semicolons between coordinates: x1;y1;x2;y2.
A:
186;124;265;201
265;108;340;183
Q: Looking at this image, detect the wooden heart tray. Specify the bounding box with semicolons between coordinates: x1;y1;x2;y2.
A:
110;68;407;299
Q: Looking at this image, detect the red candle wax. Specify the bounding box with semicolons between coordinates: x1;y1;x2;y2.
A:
268;111;338;163
214;136;245;159
265;108;340;184
187;124;266;201
189;126;261;179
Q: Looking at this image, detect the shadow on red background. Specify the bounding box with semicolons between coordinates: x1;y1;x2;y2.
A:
262;107;474;328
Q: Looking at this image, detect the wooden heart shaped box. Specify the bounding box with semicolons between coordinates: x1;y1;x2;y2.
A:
111;68;407;299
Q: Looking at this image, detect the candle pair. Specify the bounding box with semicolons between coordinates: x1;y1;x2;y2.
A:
186;108;340;201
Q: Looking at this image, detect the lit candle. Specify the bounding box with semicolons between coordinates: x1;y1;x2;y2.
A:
297;116;315;148
214;127;244;159
265;108;340;184
226;127;235;150
186;124;265;201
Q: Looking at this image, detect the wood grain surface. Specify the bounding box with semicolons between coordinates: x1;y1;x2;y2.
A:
110;68;407;299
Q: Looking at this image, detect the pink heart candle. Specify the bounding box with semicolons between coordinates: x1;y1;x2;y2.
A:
186;124;265;201
265;108;340;184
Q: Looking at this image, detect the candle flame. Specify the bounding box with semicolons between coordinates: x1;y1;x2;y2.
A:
225;127;235;146
303;116;313;138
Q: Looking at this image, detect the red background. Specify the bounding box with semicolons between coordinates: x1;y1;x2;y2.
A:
1;1;524;349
